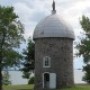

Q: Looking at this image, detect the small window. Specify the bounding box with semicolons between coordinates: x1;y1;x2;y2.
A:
43;56;51;68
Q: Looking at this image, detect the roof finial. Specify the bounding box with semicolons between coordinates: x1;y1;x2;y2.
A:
52;0;56;14
52;0;55;11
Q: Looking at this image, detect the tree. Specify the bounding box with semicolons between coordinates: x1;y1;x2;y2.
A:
83;64;90;83
28;76;35;84
0;6;24;89
76;16;90;83
21;38;35;81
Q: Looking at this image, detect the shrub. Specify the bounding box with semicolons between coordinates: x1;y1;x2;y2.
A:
28;76;35;84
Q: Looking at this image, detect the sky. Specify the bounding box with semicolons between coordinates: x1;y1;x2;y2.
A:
0;0;90;69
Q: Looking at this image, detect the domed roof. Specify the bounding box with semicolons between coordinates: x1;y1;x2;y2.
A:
33;1;75;40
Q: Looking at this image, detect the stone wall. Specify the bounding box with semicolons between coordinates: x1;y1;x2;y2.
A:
34;38;74;90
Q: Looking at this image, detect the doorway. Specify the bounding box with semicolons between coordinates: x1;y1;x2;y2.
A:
44;73;50;89
43;72;56;89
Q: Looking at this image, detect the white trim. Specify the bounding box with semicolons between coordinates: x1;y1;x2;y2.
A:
43;56;51;68
42;72;50;88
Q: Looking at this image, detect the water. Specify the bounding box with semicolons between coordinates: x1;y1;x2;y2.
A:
8;70;86;85
74;70;86;84
9;71;28;85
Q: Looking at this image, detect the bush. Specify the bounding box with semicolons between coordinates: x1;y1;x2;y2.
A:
28;76;35;84
83;64;90;84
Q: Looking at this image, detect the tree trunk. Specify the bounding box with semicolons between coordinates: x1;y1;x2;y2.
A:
0;32;6;90
0;67;2;90
0;53;3;90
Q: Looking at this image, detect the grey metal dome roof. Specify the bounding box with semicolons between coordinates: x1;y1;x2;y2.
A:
33;1;74;40
33;14;75;39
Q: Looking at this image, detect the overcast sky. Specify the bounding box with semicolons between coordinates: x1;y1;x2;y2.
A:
1;0;90;69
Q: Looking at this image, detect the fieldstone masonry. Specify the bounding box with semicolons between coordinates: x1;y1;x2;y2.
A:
34;38;74;90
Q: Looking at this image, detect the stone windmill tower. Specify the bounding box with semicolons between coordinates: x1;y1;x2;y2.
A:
33;1;75;90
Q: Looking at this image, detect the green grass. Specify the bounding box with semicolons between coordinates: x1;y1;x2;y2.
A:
3;84;34;90
3;84;90;90
60;85;90;90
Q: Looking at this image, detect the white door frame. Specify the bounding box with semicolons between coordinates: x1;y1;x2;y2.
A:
42;72;50;88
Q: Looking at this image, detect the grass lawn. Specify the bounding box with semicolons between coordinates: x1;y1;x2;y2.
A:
3;84;34;90
3;84;90;90
61;84;90;90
